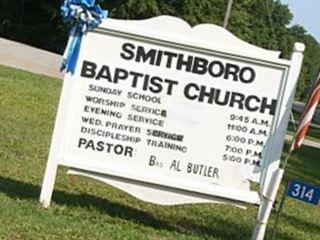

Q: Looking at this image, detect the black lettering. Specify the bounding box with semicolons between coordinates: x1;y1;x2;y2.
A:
149;76;163;93
114;145;123;154
120;43;135;60
78;138;87;148
198;86;215;103
224;63;240;81
230;92;245;110
136;46;157;64
214;89;230;106
240;67;255;83
86;140;95;150
176;54;193;72
245;95;260;112
96;65;112;81
114;68;128;83
184;83;199;100
208;61;224;77
192;57;208;75
155;50;163;66
163;51;178;68
81;61;97;78
105;143;113;152
129;71;144;88
149;155;156;166
142;74;150;91
96;141;104;151
164;79;178;95
260;98;277;115
213;168;219;179
125;147;133;157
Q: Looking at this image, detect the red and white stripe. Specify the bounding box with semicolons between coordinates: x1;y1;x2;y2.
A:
290;71;320;152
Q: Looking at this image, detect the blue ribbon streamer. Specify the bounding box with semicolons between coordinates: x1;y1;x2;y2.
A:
61;0;108;74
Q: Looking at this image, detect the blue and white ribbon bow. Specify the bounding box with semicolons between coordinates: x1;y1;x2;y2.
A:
61;0;108;74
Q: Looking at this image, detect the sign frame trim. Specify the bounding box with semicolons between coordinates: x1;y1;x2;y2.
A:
40;16;303;208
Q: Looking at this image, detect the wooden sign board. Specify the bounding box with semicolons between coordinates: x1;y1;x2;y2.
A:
40;16;304;207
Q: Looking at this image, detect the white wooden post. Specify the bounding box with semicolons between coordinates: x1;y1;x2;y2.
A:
251;42;305;240
251;169;283;240
39;154;59;208
39;74;74;208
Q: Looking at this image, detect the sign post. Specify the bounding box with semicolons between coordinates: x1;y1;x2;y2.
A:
287;180;320;205
40;16;304;238
251;42;305;240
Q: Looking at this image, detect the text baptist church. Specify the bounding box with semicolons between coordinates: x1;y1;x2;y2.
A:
80;42;278;116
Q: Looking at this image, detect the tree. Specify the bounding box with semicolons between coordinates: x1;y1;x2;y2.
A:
0;0;319;101
0;0;66;53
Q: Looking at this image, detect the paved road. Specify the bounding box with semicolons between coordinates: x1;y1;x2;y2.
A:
0;38;63;79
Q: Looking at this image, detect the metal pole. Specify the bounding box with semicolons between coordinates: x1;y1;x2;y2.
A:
223;0;233;28
290;111;297;131
270;182;289;240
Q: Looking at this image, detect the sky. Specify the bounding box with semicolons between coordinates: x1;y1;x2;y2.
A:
280;0;320;43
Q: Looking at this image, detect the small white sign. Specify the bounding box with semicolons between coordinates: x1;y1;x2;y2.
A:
40;16;304;207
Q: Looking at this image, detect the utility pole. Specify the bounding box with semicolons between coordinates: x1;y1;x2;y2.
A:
223;0;233;29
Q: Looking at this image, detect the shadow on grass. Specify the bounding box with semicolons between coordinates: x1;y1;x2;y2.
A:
0;175;304;240
0;175;254;240
282;212;320;235
268;211;320;240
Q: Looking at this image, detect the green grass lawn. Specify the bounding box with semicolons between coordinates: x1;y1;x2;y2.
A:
0;65;319;240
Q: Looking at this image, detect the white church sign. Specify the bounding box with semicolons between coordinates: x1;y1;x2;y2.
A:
40;16;304;238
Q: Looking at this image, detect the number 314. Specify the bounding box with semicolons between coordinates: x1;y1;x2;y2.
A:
292;184;314;201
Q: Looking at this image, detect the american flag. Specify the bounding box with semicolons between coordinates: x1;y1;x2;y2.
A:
290;71;320;152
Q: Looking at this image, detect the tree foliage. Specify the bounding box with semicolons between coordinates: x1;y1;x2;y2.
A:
0;0;319;101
